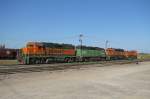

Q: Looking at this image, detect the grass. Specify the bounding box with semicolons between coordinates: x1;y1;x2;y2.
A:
0;60;18;65
138;53;150;61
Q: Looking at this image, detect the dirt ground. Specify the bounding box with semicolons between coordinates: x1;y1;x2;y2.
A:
0;62;150;99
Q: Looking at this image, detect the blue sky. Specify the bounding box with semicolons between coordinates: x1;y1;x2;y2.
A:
0;0;150;53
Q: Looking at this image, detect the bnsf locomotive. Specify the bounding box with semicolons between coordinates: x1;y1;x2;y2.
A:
17;42;137;64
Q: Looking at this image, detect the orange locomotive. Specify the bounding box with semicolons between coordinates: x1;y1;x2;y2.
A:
22;42;75;56
125;51;137;59
106;48;137;60
18;42;76;64
106;48;126;60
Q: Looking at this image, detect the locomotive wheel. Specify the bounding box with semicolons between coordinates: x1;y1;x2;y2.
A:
46;59;49;64
40;59;45;64
65;58;73;63
68;58;73;63
29;59;35;64
35;60;40;64
64;58;68;63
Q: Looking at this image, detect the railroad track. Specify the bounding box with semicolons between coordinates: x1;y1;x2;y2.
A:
0;60;137;75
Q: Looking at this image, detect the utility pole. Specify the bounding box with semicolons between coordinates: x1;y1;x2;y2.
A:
0;44;5;49
105;40;109;49
79;34;83;58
